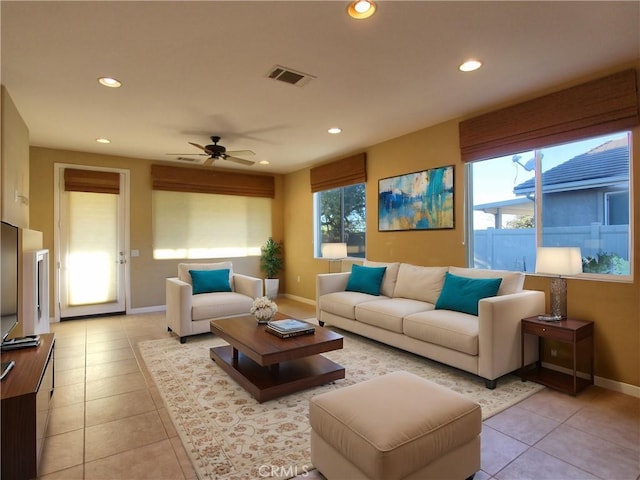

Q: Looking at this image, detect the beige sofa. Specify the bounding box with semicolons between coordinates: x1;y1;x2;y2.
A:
316;261;545;388
166;261;263;343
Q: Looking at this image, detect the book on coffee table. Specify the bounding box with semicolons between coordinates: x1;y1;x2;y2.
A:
266;319;315;338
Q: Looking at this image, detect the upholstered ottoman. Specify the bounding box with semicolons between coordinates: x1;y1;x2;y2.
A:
309;371;481;480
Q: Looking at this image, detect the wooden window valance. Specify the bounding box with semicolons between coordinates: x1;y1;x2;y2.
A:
310;153;366;193
459;69;640;163
64;168;120;194
151;165;275;198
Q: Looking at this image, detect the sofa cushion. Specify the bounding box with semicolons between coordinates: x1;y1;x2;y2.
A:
178;262;234;289
363;260;400;297
448;267;523;295
435;272;502;316
189;269;232;294
191;292;253;321
319;291;383;320
393;264;448;304
404;310;479;356
346;264;387;296
356;298;433;333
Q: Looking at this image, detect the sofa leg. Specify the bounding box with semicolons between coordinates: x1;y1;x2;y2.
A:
179;337;186;344
466;474;475;480
167;326;172;332
318;320;325;327
484;379;497;389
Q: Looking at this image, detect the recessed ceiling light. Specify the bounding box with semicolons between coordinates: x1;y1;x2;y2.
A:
328;127;342;134
95;138;111;144
98;77;122;88
259;160;270;165
459;60;483;72
347;0;376;19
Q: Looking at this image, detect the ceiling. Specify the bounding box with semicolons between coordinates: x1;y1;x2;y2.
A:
1;1;638;174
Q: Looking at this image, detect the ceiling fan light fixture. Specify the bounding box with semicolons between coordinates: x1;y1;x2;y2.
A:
459;59;483;72
347;0;376;19
98;77;122;88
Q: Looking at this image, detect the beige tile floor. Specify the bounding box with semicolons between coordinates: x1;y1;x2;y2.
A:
40;298;639;479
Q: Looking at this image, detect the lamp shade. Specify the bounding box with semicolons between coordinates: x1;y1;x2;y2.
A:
321;243;347;259
535;247;582;276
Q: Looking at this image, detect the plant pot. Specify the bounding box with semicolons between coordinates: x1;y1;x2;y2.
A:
264;278;279;300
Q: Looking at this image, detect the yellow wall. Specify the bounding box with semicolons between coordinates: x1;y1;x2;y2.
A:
1;86;30;227
283;67;640;388
29;148;284;310
18;62;640;388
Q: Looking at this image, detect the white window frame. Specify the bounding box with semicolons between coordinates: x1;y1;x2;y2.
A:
466;133;633;282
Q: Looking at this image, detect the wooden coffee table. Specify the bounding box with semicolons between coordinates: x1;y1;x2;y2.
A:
209;313;344;402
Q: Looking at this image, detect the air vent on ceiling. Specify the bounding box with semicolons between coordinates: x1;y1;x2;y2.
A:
267;65;315;87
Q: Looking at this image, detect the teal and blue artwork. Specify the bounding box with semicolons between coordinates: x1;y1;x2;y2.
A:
378;165;454;231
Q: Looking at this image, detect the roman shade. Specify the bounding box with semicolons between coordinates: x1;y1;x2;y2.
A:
64;168;120;194
310;153;366;193
459;69;640;163
151;164;275;198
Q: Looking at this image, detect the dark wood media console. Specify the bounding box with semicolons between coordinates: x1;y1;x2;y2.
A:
1;333;55;479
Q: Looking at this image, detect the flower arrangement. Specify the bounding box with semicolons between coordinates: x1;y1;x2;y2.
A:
250;296;278;323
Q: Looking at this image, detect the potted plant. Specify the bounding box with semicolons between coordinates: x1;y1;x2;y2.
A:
260;237;284;299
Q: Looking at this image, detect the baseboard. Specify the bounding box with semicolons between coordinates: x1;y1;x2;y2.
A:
541;361;640;398
282;293;316;306
128;305;166;315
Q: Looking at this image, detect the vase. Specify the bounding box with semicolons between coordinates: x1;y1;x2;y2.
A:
254;310;274;324
264;278;279;300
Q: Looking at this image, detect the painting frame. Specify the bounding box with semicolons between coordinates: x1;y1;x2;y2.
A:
378;165;454;231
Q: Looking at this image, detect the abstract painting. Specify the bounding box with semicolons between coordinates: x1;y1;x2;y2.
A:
378;165;454;231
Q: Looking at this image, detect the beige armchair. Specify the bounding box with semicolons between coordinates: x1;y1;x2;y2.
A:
166;261;263;343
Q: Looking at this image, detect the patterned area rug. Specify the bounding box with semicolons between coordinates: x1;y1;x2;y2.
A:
139;330;544;480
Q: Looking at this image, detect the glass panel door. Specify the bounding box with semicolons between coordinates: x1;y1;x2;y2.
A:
58;171;126;318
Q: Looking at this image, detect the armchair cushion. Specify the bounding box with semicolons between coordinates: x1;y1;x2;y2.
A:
178;261;234;288
191;291;254;321
189;269;232;294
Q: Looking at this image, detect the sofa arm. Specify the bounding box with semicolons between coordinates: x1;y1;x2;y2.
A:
316;272;351;320
477;290;545;382
166;277;193;339
233;273;263;299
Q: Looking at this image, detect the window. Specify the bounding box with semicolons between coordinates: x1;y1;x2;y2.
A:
314;183;366;258
467;132;632;278
153;190;272;259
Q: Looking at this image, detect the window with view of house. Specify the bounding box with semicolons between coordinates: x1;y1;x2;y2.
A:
467;132;632;278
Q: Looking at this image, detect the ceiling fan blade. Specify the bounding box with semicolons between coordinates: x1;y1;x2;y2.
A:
226;149;256;156
176;157;202;163
203;157;215;167
188;142;208;152
224;156;255;166
167;153;207;156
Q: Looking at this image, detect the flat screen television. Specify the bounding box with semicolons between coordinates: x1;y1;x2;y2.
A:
1;221;19;342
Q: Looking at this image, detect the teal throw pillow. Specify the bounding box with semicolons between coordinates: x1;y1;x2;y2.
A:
345;264;387;296
435;272;502;316
189;269;232;294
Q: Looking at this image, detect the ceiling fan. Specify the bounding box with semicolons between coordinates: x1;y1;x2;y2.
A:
168;136;255;166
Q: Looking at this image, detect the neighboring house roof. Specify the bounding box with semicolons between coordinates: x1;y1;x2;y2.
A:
513;138;630;196
473;197;533;215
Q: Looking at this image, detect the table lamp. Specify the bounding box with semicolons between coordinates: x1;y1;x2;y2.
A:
321;243;347;273
535;247;582;320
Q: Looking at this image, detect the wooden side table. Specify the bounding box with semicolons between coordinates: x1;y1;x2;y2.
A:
520;316;594;395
